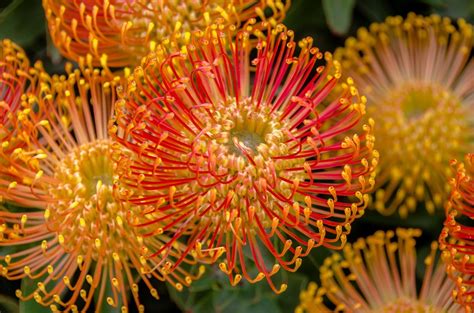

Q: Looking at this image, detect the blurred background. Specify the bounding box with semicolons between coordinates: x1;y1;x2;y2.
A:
1;0;473;312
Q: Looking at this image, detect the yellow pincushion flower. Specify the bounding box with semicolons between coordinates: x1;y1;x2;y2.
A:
0;65;203;312
296;229;462;312
42;0;290;67
335;13;474;217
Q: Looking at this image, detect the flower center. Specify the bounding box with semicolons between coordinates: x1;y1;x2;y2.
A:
391;82;461;124
212;97;283;159
399;85;440;119
227;130;265;156
186;97;306;224
395;84;452;120
46;140;131;260
219;99;275;157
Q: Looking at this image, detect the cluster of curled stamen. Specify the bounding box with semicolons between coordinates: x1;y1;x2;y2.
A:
43;0;290;67
111;22;378;293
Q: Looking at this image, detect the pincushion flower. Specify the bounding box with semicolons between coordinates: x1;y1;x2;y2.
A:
335;13;474;218
296;229;461;313
439;154;474;310
43;0;290;67
112;21;378;293
0;66;202;312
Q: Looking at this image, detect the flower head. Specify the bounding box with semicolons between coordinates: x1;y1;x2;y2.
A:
0;66;202;312
43;0;290;67
335;13;474;217
112;21;378;293
296;229;461;313
439;154;474;310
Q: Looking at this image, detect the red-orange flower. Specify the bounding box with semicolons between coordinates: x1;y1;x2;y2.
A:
43;0;290;67
112;22;378;293
439;154;474;310
0;66;202;312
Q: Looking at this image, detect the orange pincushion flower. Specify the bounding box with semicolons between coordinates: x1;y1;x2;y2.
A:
335;14;474;217
296;229;461;313
112;22;378;293
439;154;474;310
42;0;290;67
0;66;203;312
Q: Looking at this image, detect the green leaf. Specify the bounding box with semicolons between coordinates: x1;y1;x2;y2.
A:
0;0;45;46
166;282;189;310
0;294;19;313
212;288;241;313
192;292;215;313
322;0;356;35
245;297;281;313
0;0;24;23
94;271;123;313
19;277;51;313
432;0;474;23
277;272;308;312
356;0;391;22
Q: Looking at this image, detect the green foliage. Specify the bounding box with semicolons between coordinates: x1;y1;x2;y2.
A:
356;0;392;22
322;0;356;35
0;294;19;313
0;0;45;47
168;265;308;313
431;0;474;23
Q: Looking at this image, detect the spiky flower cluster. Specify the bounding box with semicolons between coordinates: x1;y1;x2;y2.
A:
335;13;474;217
296;229;461;312
111;21;378;293
0;65;203;312
43;0;290;67
439;154;474;310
